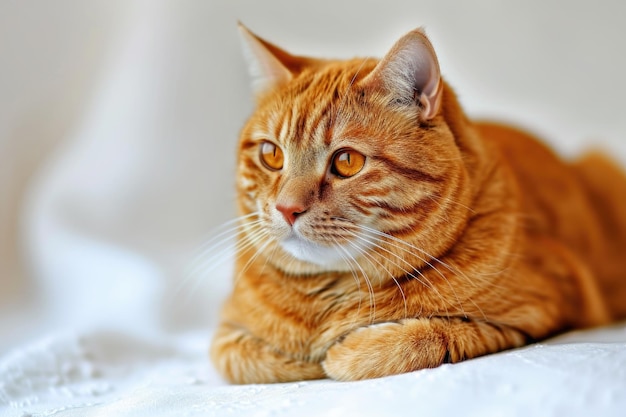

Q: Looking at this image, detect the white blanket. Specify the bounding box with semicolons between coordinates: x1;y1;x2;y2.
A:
2;324;626;416
2;1;626;416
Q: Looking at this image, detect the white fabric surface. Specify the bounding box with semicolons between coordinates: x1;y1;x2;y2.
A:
1;324;626;417
2;1;626;416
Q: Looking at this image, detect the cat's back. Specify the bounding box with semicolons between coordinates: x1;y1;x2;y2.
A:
475;122;598;243
475;121;626;319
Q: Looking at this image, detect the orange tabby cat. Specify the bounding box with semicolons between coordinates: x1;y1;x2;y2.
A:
210;24;626;383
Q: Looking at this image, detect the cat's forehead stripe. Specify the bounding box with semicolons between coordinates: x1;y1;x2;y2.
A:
277;107;292;144
284;69;355;150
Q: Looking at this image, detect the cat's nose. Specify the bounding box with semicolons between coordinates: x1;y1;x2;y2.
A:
276;203;307;226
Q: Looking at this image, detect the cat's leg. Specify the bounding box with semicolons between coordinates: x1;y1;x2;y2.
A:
322;317;528;381
210;322;325;384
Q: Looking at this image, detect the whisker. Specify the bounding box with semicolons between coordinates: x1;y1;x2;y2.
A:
346;229;453;318
189;212;262;258
427;193;476;215
187;222;265;281
333;237;376;323
355;223;464;281
257;239;280;278
329;238;364;325
351;223;490;320
335;218;494;320
194;235;265;297
340;221;451;283
178;215;267;300
343;233;409;319
358;228;465;305
234;235;273;285
186;215;263;277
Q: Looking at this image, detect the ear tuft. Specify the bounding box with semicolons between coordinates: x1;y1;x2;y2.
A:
237;23;294;96
362;28;443;120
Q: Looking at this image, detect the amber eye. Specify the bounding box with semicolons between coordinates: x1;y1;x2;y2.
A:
331;149;366;178
259;141;284;171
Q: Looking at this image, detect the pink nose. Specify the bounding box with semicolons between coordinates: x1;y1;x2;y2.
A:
276;203;307;226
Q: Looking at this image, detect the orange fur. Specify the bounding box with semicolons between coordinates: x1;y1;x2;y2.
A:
210;25;626;383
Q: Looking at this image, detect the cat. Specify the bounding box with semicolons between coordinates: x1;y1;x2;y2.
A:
209;23;626;383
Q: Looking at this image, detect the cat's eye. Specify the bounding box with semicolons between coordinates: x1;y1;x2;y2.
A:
259;141;284;171
331;149;366;178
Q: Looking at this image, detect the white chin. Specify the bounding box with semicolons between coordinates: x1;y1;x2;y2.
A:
280;236;352;266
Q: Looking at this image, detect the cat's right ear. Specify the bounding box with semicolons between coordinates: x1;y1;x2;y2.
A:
237;23;301;97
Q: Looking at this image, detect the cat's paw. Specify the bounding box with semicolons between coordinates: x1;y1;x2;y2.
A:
211;322;325;384
322;319;448;381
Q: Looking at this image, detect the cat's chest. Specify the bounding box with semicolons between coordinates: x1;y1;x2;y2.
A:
232;272;407;360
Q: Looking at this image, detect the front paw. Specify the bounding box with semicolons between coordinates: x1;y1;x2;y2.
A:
322;320;448;381
211;323;325;384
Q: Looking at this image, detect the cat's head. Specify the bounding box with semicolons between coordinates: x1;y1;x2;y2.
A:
235;24;473;276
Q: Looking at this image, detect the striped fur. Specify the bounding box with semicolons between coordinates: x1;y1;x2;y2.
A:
210;26;626;383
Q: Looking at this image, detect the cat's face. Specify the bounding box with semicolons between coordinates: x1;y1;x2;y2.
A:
235;26;469;275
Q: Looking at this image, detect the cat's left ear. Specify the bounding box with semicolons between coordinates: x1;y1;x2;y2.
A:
361;28;443;120
237;23;311;97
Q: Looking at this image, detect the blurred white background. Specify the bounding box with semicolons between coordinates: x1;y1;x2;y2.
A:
1;0;626;353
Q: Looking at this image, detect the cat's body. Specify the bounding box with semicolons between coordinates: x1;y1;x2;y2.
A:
210;25;626;383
